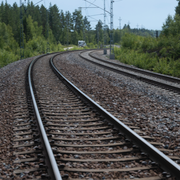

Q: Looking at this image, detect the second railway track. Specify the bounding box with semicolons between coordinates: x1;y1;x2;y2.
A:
79;50;180;94
12;50;180;179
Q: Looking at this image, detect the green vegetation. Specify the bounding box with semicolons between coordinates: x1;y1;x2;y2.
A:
0;1;159;68
0;22;19;67
0;1;92;68
115;1;180;78
1;0;180;75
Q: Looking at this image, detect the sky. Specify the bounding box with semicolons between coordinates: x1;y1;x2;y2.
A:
3;0;178;30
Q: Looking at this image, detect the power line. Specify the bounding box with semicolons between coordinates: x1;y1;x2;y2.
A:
84;0;111;14
34;0;43;6
87;13;104;17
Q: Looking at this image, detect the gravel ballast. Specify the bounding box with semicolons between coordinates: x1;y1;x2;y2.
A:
0;57;35;179
0;50;180;178
54;50;180;159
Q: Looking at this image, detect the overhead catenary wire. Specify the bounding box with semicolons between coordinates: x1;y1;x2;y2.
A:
84;0;111;14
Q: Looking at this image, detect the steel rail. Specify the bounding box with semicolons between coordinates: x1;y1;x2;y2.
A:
89;50;180;84
28;54;62;180
79;51;180;94
50;53;180;178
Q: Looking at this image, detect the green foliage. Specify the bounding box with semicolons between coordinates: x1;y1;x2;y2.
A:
115;45;180;77
115;13;180;78
0;49;19;68
87;43;96;48
0;22;20;67
73;10;83;34
115;47;157;70
0;22;19;51
176;0;180;16
1;0;179;78
162;14;180;37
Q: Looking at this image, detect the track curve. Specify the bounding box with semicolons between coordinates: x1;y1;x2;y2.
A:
79;50;180;94
12;50;180;179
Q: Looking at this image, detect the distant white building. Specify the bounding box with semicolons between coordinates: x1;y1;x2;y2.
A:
78;40;86;47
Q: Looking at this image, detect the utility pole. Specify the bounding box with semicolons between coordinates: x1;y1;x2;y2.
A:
83;19;86;43
103;0;107;54
119;17;121;43
110;0;115;59
84;0;117;58
97;25;99;48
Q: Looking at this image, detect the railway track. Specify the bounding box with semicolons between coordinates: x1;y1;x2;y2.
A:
12;51;180;179
79;50;180;94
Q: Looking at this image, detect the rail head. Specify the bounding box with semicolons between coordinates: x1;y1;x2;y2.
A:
79;50;180;94
88;50;180;83
28;54;62;180
26;49;97;179
50;53;180;179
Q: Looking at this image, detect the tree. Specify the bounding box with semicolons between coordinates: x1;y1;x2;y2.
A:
123;24;127;29
84;16;91;31
0;22;19;51
11;3;20;43
95;20;103;45
162;15;173;36
1;1;11;25
72;9;83;34
49;4;61;42
40;5;48;38
113;29;120;44
176;0;180;16
83;16;91;42
71;30;79;45
65;11;72;45
0;1;4;22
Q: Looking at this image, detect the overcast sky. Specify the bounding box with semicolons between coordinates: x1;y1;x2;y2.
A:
4;0;178;30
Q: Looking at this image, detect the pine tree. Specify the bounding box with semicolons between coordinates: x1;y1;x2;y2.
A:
2;1;11;25
0;2;4;22
176;0;180;16
162;15;173;36
49;4;61;42
72;9;83;34
65;11;72;45
95;20;103;45
40;5;48;38
83;16;91;43
11;3;20;43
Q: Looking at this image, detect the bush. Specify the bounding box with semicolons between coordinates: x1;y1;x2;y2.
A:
0;50;19;68
87;43;96;49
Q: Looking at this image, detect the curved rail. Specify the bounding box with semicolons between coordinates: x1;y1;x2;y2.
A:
50;53;180;178
28;54;62;180
79;50;180;94
89;50;180;84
